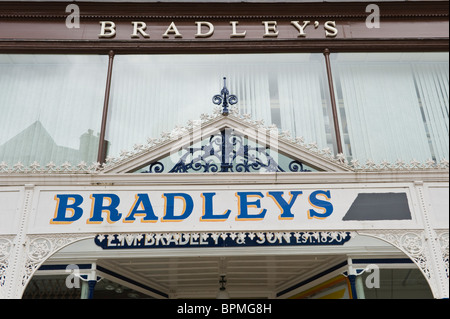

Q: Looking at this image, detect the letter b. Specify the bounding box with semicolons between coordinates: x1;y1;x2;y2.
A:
99;21;116;38
51;194;84;224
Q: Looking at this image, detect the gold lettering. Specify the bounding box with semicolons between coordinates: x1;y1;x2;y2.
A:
195;21;214;38
324;21;338;37
131;21;150;38
95;19;339;40
262;21;279;37
230;21;246;38
162;22;183;38
291;21;310;37
99;21;116;38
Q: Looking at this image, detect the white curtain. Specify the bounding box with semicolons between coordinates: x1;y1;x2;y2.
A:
0;55;108;166
106;54;331;158
277;63;330;149
107;55;273;156
412;63;449;161
333;54;449;163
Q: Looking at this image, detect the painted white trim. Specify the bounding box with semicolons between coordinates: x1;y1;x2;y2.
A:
1;111;447;176
0;171;448;187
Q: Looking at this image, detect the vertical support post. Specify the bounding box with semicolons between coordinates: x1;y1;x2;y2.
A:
80;264;99;299
220;129;232;172
413;181;449;298
80;280;97;299
347;275;358;299
97;50;115;164
355;276;366;299
4;184;35;298
87;280;97;299
80;281;89;299
345;257;366;299
323;48;343;155
221;130;226;171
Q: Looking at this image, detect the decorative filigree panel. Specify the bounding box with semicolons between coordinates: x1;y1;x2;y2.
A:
0;237;14;295
357;229;439;295
142;128;314;173
437;231;449;279
21;234;94;291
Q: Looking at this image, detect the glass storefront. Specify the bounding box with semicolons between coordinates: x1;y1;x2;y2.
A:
0;52;448;167
106;53;333;158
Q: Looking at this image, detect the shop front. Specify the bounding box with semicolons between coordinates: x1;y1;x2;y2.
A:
0;0;448;299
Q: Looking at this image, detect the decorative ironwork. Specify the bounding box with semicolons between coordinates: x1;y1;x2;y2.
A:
219;275;227;290
212;77;238;116
142;128;312;173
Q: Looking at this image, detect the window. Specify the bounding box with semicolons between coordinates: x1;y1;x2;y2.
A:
0;54;108;166
361;268;433;299
105;53;334;159
332;52;449;163
0;52;447;168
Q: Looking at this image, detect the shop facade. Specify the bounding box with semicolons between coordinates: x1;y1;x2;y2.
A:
0;0;448;299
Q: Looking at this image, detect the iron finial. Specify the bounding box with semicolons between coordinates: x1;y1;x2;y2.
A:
212;77;238;116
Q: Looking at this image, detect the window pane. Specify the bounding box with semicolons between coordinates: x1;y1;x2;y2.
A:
106;54;334;158
0;54;108;166
362;268;433;299
331;52;449;163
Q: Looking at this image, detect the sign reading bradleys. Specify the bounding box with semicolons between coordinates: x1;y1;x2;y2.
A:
98;20;339;39
51;190;333;225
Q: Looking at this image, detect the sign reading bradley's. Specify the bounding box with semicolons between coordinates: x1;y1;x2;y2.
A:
51;190;333;225
97;20;339;39
27;185;415;234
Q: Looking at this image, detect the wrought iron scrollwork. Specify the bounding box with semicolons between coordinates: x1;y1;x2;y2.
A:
212;77;238;116
140;77;311;174
288;160;309;172
142;128;312;173
147;162;165;173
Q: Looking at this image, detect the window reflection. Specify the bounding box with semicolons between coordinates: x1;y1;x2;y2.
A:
362;268;433;299
0;54;108;166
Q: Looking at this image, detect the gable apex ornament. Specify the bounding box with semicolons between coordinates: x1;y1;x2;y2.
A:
212;77;238;116
100;110;352;174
